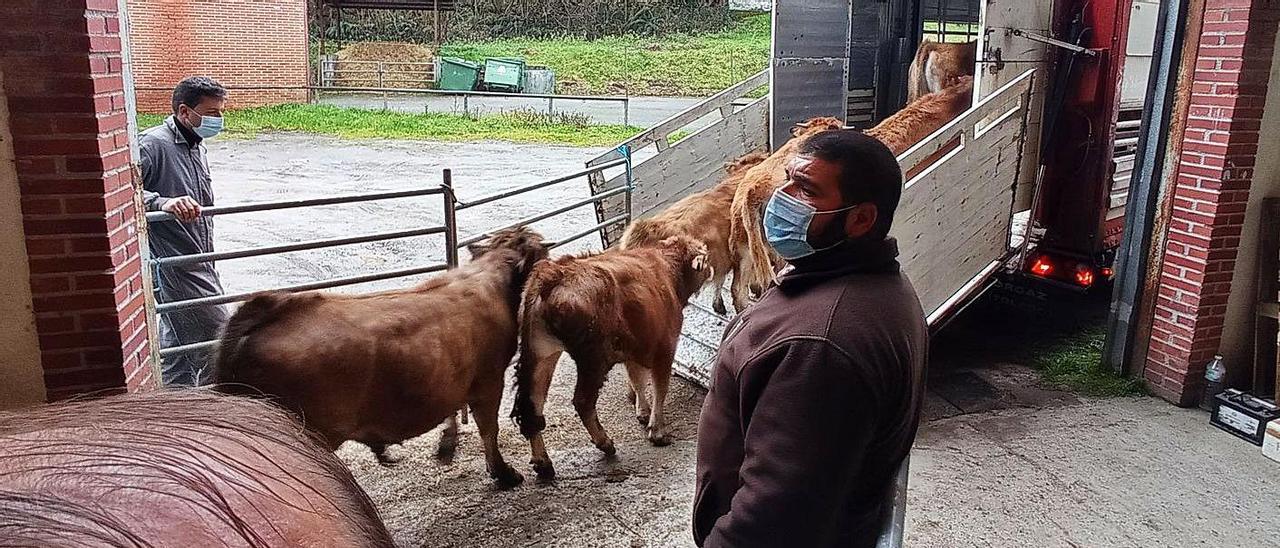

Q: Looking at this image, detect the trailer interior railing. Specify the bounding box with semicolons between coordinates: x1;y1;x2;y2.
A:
148;148;633;361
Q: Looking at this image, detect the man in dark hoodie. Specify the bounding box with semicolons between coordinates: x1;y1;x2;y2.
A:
693;130;928;548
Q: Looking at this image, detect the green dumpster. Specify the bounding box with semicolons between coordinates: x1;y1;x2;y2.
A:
438;58;481;91
482;57;526;92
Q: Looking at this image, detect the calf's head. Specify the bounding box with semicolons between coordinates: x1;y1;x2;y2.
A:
659;235;712;301
791;116;846;138
467;226;550;281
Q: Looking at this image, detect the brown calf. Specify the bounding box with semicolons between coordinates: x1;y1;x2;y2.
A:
729;78;975;293
0;390;394;547
215;227;549;488
907;39;977;103
512;235;710;480
621;151;767;315
728;116;846;296
867;75;974;155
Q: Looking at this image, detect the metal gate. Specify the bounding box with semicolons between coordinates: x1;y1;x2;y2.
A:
148;153;634;363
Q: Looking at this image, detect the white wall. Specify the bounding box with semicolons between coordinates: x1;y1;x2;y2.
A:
0;68;48;409
1220;29;1280;386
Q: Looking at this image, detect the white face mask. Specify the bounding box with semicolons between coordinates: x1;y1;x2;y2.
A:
193;115;223;139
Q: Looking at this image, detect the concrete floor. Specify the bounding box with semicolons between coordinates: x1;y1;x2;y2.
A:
335;362;1280;548
201;135;1280;546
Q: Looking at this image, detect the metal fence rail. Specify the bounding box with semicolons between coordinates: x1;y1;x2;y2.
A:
314;86;633;126
320;59;439;88
152;148;633;361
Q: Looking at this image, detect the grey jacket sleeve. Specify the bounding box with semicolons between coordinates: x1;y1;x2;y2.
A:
138;138;169;212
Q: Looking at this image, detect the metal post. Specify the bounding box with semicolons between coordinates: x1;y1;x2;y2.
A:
443;169;459;269
548;97;554;116
1103;0;1192;373
623;97;631;127
620;144;634;223
463;94;470;117
444;165;464;426
378;62;388;109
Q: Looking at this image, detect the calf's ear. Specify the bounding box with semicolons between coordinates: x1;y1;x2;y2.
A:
467;241;491;258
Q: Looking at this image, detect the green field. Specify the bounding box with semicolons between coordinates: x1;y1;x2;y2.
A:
439;14;770;96
137;104;641;147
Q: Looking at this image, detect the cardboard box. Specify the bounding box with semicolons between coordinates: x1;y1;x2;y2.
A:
1264;419;1280;464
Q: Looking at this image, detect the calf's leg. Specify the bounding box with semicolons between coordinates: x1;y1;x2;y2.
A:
646;359;674;446
521;345;562;481
436;413;460;463
624;361;652;426
471;391;523;488
366;442;400;466
570;355;615;457
709;267;729;316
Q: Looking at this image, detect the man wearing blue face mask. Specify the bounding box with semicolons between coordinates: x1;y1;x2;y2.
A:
139;76;229;387
693;130;928;548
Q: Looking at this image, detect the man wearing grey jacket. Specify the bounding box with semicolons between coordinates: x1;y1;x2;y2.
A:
139;76;228;387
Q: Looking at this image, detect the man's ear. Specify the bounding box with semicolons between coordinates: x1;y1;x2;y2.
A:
843;203;879;239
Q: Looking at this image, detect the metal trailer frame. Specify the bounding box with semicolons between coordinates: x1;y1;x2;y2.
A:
147;153;634;360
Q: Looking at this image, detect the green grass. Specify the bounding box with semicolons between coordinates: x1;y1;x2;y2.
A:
439;14;770;96
1024;325;1147;398
136;104;641;146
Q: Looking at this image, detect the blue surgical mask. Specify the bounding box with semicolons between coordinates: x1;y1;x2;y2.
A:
763;189;857;260
194;115;224;139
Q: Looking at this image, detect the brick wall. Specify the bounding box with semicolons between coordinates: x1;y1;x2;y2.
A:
126;0;309;113
0;0;155;399
1144;0;1280;405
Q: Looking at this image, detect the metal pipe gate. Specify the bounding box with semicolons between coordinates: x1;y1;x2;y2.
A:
147;150;634;360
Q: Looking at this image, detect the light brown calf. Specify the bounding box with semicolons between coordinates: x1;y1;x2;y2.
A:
512;235;710;480
214;227;549;488
868;75;974;155
907;39;977;103
728;116;846;296
621;151;767;315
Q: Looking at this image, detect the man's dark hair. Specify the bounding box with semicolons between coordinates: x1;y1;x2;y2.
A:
172;76;227;114
799;130;903;240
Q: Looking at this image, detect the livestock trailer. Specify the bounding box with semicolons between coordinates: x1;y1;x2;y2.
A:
591;0;1161;354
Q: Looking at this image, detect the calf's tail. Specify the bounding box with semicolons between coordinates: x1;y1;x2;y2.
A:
511;284;548;439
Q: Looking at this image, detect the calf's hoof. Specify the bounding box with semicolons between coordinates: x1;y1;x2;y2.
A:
436;437;459;464
648;431;672;447
491;464;524;489
532;459;556;481
371;444;401;466
596;439;617;457
712;300;728;316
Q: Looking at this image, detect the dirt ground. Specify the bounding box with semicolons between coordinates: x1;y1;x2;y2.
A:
334;303;1280;548
204;135;1280;547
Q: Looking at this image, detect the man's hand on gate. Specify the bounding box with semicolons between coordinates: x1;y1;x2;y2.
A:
162;196;202;222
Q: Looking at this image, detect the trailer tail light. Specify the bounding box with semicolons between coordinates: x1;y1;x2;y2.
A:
1030;256;1054;277
1075;265;1096;288
1101;267;1115;278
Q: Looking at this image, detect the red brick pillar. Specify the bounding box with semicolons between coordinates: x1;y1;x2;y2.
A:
1;0;156;399
1144;0;1280;405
